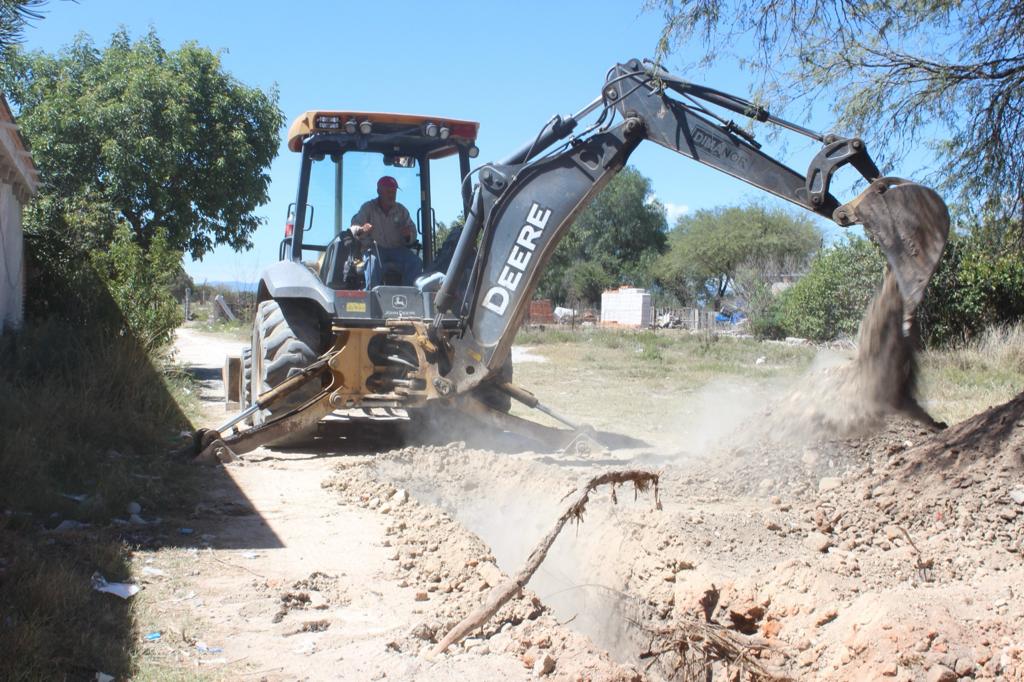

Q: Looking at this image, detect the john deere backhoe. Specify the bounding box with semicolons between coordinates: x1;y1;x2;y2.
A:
191;59;949;462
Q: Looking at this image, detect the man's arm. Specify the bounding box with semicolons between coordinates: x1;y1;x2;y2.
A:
350;202;373;237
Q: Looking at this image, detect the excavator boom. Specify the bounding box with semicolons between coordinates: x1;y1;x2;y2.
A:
433;59;949;395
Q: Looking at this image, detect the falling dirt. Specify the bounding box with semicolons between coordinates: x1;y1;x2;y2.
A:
151;320;1024;681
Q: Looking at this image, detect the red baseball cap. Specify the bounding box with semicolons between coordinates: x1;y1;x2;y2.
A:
377;176;399;190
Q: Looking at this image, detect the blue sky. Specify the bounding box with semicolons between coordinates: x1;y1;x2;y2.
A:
21;0;861;283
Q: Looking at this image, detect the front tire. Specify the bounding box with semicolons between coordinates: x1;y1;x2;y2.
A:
251;300;324;446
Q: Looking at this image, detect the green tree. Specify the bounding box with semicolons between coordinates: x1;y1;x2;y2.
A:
538;166;667;305
1;30;284;258
90;224;184;351
775;236;885;341
0;0;45;59
655;203;820;306
646;0;1024;234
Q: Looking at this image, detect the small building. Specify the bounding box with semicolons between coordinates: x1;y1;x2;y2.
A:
0;94;38;333
525;298;555;325
600;287;653;328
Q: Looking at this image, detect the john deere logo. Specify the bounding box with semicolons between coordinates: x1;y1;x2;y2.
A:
391;295;408;309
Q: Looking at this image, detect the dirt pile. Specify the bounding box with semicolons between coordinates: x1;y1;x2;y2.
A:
322;391;1024;681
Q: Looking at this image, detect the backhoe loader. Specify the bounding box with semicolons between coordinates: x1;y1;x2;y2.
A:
191;59;950;462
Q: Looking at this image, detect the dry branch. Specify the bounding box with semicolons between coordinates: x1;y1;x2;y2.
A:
429;469;661;657
639;619;791;681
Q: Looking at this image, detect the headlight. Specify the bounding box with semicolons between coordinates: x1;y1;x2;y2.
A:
439;126;450;140
467;145;479;158
358;120;373;134
345;118;357;134
424;122;438;137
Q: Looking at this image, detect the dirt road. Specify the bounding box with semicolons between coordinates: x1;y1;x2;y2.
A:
139;326;1024;680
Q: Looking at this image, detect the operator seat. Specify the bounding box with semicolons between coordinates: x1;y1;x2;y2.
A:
322;233;364;290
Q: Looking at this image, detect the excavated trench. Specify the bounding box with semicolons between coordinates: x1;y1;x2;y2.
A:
373;447;659;665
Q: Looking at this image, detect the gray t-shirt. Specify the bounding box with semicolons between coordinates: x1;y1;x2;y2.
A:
350;199;416;249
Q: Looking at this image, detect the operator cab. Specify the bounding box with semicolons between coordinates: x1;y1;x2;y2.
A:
281;111;479;322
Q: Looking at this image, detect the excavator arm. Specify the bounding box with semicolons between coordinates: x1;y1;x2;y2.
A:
432;59;949;396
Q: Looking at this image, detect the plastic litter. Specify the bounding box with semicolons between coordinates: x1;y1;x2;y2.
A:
141;567;167;577
126;501;142;515
60;493;88;503
241;551;259;559
52;520;90;532
144;631;161;641
95;673;114;682
91;572;140;599
195;641;224;654
179;527;194;535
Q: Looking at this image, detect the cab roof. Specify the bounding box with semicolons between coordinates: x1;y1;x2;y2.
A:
287;111;479;159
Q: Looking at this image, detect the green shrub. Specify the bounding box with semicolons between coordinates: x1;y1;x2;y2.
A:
918;232;1024;346
90;225;184;351
776;237;885;341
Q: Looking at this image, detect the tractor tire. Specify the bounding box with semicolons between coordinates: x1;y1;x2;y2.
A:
251;299;324;445
240;346;253;425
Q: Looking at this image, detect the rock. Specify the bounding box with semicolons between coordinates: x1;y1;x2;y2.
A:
797;648;817;667
477;562;504;588
878;659;898;676
727;601;766;634
765;520;782;531
814;607;838;626
393;489;409;505
414;591;428;602
926;664;956;682
762;619;782;638
884;525;902;541
1010;489;1024;506
802;449;820;467
818;477;842;493
998;508;1018;521
126;501;141;515
805;532;832;553
954;657;974;676
769;495;781;505
533;653;556;676
411;623;434;640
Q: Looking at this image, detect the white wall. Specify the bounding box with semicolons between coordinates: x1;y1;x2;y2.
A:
0;181;24;333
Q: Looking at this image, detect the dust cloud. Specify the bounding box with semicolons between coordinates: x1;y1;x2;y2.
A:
661;270;941;467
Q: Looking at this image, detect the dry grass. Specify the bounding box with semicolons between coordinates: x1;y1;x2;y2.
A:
511;324;1024;443
510;327;817;441
919;322;1024;424
0;319;203;680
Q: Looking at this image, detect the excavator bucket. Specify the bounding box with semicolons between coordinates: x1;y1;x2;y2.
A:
838;178;950;325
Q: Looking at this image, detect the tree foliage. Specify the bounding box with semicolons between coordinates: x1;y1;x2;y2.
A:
774;236;885;341
655;204;820;306
537;166;667;305
90;224;184;351
0;0;45;59
1;30;284;258
918;226;1024;346
647;0;1024;232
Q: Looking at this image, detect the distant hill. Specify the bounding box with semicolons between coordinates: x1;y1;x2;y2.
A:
199;280;258;293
